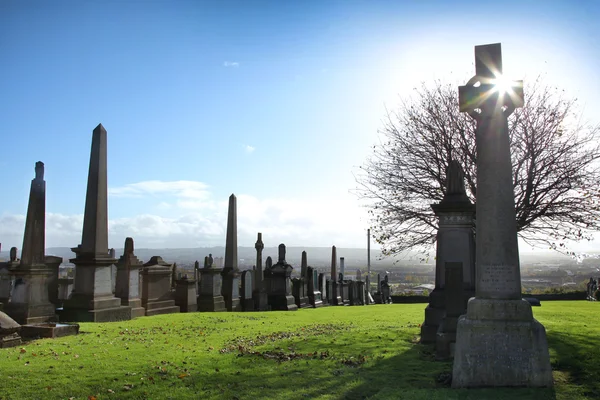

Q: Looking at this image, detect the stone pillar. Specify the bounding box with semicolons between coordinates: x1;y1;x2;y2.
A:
420;160;475;344
6;162;56;324
435;262;465;360
307;267;323;308
240;270;254;311
174;277;197;312
253;232;269;311
452;43;552;388
197;255;226;312
115;238;145;319
329;246;342;305
221;194;241;311
60;124;131;322
264;244;297;311
318;272;328;306
45;255;63;307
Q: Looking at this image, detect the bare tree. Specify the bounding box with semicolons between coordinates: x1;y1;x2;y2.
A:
356;76;600;258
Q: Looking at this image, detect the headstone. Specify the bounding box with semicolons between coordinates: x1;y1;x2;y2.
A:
221;194;241;311
339;257;345;278
318;272;328;306
307;267;323;308
292;251;310;308
381;275;391;304
241;270;254;311
45;255;63;306
356;269;362;282
421;160;476;344
452;43;552;388
171;262;178;289
197;254;227;312
6;162;57;324
263;244;297;311
140;256;180;316
60;124;131;322
174;276;197;312
364;275;371;305
374;273;382;304
329;246;342;305
253;232;269;311
0;311;22;348
436;262;466;360
115;237;145;318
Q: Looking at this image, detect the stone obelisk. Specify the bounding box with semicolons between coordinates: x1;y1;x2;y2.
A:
221;194;241;311
60;124;131;322
6;162;57;324
330;246;342;305
452;43;552;387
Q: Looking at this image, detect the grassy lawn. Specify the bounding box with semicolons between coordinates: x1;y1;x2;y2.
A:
0;301;598;400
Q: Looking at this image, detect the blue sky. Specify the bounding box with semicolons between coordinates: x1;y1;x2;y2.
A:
1;0;599;251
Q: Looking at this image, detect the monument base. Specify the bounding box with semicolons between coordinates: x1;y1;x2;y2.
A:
452;299;553;388
1;333;22;348
59;294;132;322
144;300;179;317
121;298;146;319
435;315;459;360
4;303;58;325
268;294;298;311
197;295;227;312
253;291;270;311
224;296;241;312
420;289;445;344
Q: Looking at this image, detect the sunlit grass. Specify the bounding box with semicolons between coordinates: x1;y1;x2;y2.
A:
0;302;598;399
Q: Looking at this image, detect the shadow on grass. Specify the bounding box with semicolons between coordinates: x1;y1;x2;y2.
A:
547;330;600;399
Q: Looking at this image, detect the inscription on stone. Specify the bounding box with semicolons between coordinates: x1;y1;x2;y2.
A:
478;264;517;294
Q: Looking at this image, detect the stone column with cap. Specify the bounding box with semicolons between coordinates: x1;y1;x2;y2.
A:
420;160;475;344
5;161;57;324
452;43;552;387
252;232;269;310
221;194;241;311
197;253;227;312
329;246;342;305
115;237;145;318
60;124;131;322
292;251;310;308
263;244;297;311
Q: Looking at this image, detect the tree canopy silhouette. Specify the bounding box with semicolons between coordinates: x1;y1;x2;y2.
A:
356;77;600;257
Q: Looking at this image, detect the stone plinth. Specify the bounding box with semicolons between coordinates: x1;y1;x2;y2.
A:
197;262;226;312
20;322;79;339
264;245;297;311
6;264;57;324
174;278;197;312
0;311;22;348
141;257;179;316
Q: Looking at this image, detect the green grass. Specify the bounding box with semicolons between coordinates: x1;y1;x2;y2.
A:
0;301;598;400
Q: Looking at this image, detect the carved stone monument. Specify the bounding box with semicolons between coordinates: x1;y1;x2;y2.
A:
452;43;552;388
421;160;476;344
252;233;269;311
221;194;241;311
60;124;131;322
174;276;197;313
141;256;180;316
435;262;466;360
115;237;145;318
197;254;226;312
264;244;297;311
307;267;323;308
329;246;342;305
240;270;254;311
6;162;57;324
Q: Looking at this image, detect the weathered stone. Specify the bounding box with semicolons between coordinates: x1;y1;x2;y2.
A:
174;277;197;312
318;273;328;306
436;262;466;360
307;267;323;308
329;246;342;305
60;124;131;323
264;245;297;311
421;160;476;344
221;194;241;311
241;270;254;311
452;43;552;388
197;255;226;312
252;232;269;311
0;311;22;348
141;256;179;316
115;238;145;318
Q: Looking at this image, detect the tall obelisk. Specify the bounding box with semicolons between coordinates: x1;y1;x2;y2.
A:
221;194;241;311
60;124;131;322
451;43;552;387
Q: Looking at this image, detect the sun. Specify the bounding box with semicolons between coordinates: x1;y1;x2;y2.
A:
492;74;514;95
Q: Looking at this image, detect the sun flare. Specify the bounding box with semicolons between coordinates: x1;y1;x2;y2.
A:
492;74;514;95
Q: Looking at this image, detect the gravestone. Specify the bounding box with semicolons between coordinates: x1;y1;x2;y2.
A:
421;160;476;344
364;275;371;305
171;262;178;289
0;250;18;305
292;251;310;308
60;124;131;322
115;237;145;318
307;267;323;308
241;270;254;311
356;269;362;282
0;311;22;348
329;246;342;305
340;271;350;306
264;244;297;311
141;256;180;316
436;262;466;360
45;255;63;307
452;43;552;388
381;275;391;304
6;162;57;324
197;254;227;312
318;272;328;306
356;279;365;305
174;276;197;312
221;194;241;311
253;232;269;310
374;273;382;304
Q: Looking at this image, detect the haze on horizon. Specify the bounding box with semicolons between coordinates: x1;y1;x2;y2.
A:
1;1;598;254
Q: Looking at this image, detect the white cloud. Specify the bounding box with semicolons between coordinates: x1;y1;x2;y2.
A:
1;181;372;250
223;61;239;68
244;144;255;154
